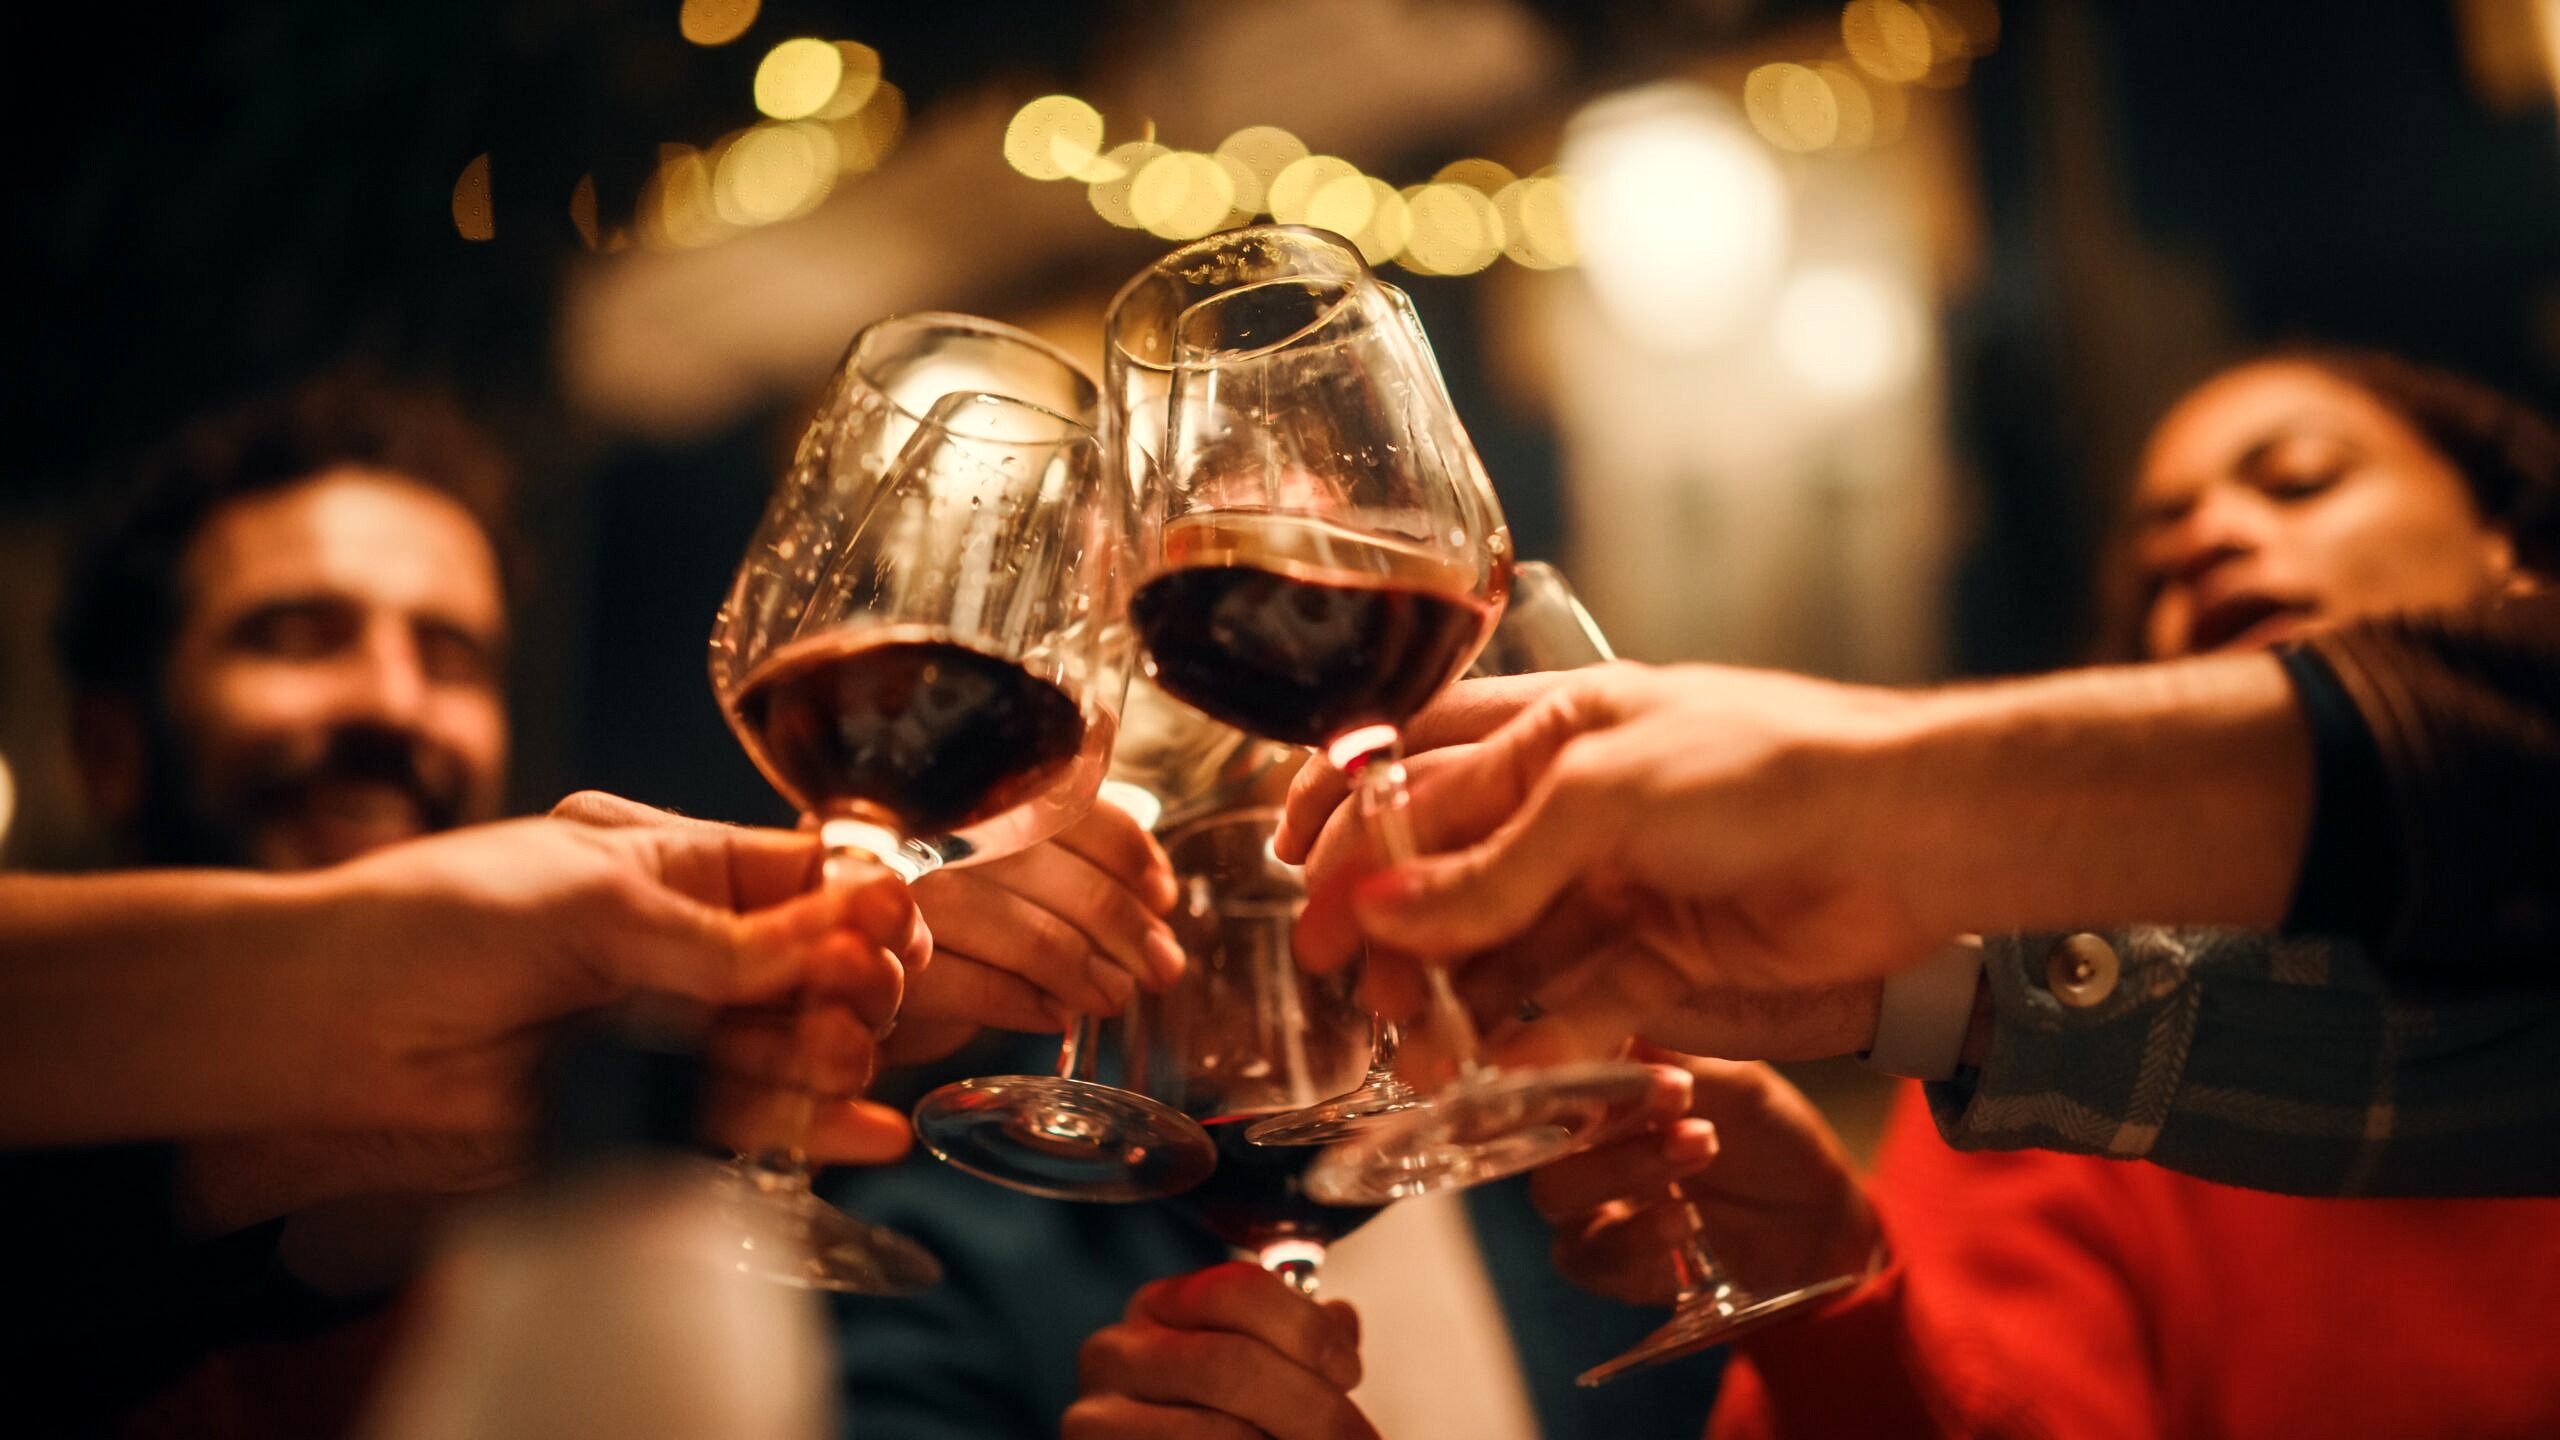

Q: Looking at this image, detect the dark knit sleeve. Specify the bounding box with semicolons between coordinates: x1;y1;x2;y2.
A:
2289;590;2560;984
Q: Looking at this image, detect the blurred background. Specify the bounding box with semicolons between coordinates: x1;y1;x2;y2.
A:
2;2;2554;1100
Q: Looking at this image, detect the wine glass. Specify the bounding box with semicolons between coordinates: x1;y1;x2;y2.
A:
1106;228;1424;1148
1575;1207;1866;1386
1147;807;1387;1295
1120;226;1659;1207
906;673;1291;1202
1245;558;1617;1149
710;386;1132;1290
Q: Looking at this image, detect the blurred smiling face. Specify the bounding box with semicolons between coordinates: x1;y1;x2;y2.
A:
151;469;509;870
2128;360;2520;662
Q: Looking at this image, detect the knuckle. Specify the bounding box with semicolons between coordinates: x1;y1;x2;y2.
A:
1025;910;1092;969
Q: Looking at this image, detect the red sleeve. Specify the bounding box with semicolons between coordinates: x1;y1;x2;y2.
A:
1709;1085;2162;1440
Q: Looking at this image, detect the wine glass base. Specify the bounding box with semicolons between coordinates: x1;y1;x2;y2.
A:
1575;1273;1862;1387
719;1169;944;1296
912;1076;1217;1202
1243;1075;1430;1147
1303;1060;1660;1205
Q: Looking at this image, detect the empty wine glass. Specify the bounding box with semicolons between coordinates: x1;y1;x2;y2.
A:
1145;807;1387;1295
711;385;1131;1291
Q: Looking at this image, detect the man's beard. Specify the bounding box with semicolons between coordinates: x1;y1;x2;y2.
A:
126;717;474;871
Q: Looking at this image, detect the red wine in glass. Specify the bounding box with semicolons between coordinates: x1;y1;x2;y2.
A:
733;627;1087;835
1168;1116;1387;1292
1131;512;1497;748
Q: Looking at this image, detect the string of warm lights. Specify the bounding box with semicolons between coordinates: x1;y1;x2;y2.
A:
1005;0;1997;274
1003;97;1571;276
1743;0;1997;154
449;0;1997;257
448;0;908;250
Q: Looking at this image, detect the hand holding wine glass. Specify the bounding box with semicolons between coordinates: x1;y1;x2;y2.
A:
711;383;1133;1290
1064;1262;1376;1440
1529;1049;1877;1384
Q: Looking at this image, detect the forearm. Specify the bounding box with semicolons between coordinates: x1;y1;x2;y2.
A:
0;872;358;1145
1886;653;2313;938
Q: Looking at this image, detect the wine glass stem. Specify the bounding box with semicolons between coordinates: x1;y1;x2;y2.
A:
1054;1016;1094;1079
1349;739;1480;1074
1258;1239;1327;1297
1665;1190;1738;1316
747;835;934;1192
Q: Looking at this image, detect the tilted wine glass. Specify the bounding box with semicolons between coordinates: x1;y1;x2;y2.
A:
1244;556;1619;1149
1110;227;1441;1150
1121;226;1659;1207
711;385;1131;1290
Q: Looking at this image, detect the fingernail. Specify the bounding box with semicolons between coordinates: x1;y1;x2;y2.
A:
1144;928;1187;987
1352;869;1422;911
1321;1342;1362;1390
1663;1119;1718;1169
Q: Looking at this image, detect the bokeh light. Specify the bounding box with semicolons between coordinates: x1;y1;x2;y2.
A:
1842;0;1936;85
715;122;835;226
1005;95;1106;181
1400;182;1504;275
1495;174;1575;268
1266;154;1364;227
832;80;905;172
813;42;883;120
1088;140;1172;228
679;0;759;47
452;153;494;241
1932;0;2001;56
1564;83;1790;352
1341;177;1411;265
1745;62;1842;152
1815;63;1878;151
1774;266;1926;401
641;144;727;249
1132;151;1236;239
1433;157;1517;195
1216;125;1309;213
754;38;843;120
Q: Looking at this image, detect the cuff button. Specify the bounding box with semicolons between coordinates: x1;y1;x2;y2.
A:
2045;933;2120;1008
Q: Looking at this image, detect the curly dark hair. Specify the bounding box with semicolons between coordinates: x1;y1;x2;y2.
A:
54;371;526;701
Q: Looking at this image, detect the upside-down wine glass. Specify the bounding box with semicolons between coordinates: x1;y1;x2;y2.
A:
1148;807;1388;1294
1127;224;1660;1206
710;386;1131;1290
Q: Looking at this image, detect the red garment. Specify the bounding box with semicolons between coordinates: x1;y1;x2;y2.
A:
1711;1084;2560;1439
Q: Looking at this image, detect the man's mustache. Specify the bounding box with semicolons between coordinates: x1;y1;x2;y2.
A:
245;725;467;834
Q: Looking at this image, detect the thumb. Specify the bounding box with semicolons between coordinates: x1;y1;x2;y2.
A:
1351;737;1624;961
599;878;892;1011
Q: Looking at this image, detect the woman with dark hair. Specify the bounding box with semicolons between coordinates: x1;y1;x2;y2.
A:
1520;347;2560;1438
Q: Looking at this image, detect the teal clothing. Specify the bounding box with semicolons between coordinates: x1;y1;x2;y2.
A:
823;1035;1721;1439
